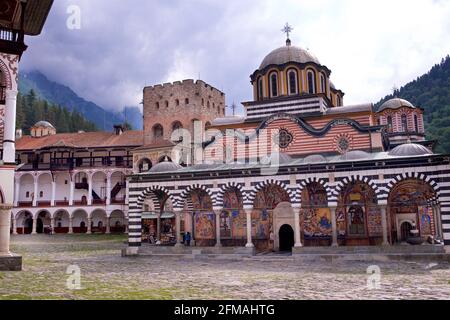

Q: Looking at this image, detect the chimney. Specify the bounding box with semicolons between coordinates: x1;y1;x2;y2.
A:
15;129;22;140
114;125;124;136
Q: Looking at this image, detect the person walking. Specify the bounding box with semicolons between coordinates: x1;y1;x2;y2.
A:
185;232;191;246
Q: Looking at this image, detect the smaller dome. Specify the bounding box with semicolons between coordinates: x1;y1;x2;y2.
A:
304;154;327;164
339;150;370;161
149;159;182;173
261;152;293;165
379;98;415;112
388;143;433;157
33;121;55;129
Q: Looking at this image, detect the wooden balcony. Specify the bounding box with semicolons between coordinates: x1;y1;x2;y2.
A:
18;202;33;208
0;27;27;56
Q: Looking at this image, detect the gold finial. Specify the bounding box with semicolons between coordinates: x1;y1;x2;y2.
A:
282;22;293;46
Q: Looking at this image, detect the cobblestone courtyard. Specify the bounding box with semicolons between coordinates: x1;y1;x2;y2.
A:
1;235;449;300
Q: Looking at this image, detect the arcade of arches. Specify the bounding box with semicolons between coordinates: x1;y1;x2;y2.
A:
139;178;441;252
10;209;127;235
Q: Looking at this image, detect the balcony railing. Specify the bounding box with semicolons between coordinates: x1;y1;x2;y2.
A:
0;27;26;55
17;156;133;172
0;85;6;105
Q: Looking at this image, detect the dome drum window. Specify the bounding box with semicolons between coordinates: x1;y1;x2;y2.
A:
307;70;316;94
287;69;298;95
270;72;278;98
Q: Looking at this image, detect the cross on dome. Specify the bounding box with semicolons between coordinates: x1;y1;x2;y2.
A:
282;22;293;46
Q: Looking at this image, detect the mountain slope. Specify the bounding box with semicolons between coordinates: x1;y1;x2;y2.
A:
376;56;450;154
19;71;143;131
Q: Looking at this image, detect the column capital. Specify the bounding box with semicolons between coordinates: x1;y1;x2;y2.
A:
0;204;14;211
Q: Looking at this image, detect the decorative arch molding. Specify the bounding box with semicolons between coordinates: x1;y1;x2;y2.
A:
332;175;381;204
136;186;173;212
247;179;295;205
297;177;332;205
175;184;215;210
215;182;246;208
0;56;13;90
386;172;440;202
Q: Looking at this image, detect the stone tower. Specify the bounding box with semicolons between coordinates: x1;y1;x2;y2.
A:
142;79;225;145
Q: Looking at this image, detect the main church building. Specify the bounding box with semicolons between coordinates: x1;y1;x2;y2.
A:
126;32;450;255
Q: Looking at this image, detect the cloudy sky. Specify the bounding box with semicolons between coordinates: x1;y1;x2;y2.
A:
21;0;450;115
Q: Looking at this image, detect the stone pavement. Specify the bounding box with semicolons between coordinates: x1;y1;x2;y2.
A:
0;235;449;300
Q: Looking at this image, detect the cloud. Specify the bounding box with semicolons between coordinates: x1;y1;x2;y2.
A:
20;0;450;114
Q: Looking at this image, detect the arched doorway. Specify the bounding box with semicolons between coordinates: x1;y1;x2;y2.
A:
36;211;51;234
400;221;414;242
253;183;292;252
388;179;436;243
279;224;294;252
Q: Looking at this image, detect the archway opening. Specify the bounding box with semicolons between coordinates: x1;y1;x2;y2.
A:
388;179;437;244
279;224;294;252
400;221;414;242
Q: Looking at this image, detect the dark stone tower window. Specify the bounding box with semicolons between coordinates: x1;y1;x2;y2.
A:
270;73;278;97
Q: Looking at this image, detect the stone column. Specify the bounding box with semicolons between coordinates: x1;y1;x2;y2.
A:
31;217;37;234
175;211;182;247
106;175;111;205
245;209;254;248
14;179;20;207
69;180;74;206
51;181;56;206
156;213;161;241
87;217;92;234
2;90;18;164
215;210;222;247
0;205;13;255
105;217;111;234
330;206;338;247
32;179;38;207
68;217;73;234
380;205;389;246
436;205;443;240
87;175;93;206
293;207;302;247
50;216;55;233
12;217;17;235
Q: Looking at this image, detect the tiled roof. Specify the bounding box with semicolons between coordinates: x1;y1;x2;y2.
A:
16;130;143;150
132;140;175;151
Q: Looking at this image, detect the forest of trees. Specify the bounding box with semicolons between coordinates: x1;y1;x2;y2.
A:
376;55;450;153
16;90;98;134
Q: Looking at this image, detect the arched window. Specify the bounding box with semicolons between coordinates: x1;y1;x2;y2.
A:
270;72;278;98
320;73;327;94
185;98;189;105
175;99;180;106
257;77;264;100
401;114;408;132
155;102;160;109
201;98;205;106
387;116;393;132
414;114;419;132
153;124;164;139
165;100;169;108
172;121;183;132
207;101;210;109
287;70;298;95
205;122;211;130
307;70;316;94
337;95;342;107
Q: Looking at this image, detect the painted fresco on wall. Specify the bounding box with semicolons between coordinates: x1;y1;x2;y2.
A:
336;206;346;236
302;208;332;237
419;206;433;236
222;189;243;239
337;182;377;238
389;180;435;215
367;206;383;236
191;190;213;210
254;185;291;209
301;183;328;207
220;211;232;238
194;213;215;239
252;209;272;239
231;210;247;239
